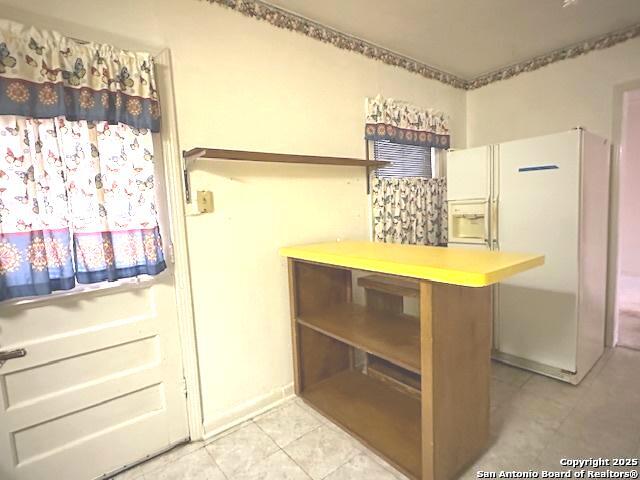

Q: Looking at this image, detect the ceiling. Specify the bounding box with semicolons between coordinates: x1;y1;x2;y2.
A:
263;0;640;79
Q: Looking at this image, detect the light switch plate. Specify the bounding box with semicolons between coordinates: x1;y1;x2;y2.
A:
197;190;214;213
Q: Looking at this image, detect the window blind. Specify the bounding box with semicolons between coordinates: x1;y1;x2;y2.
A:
373;140;432;178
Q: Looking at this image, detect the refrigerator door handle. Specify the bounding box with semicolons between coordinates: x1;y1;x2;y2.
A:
491;200;499;250
484;202;490;246
486;146;492;202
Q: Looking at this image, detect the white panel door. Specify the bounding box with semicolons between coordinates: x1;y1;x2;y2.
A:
0;131;189;480
0;281;189;480
495;130;581;372
446;146;491;201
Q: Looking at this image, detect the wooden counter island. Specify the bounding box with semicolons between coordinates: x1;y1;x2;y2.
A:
280;241;544;480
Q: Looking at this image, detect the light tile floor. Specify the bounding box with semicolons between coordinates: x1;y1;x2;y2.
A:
112;347;640;480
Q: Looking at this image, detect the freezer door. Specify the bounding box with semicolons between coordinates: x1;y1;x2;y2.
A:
495;130;580;373
447;146;491;201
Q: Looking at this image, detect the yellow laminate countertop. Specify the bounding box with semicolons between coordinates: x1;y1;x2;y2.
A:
280;241;544;287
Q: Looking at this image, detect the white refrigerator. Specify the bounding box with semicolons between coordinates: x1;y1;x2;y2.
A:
447;129;610;384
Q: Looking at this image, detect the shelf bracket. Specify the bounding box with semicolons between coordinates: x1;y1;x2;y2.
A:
182;149;206;204
365;139;372;195
366;166;371;195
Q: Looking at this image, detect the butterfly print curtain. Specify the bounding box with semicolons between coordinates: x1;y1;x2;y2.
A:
365;94;450;149
371;177;448;246
0;116;166;302
0;19;160;132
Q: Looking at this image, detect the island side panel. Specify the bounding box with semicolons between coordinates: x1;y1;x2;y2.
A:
420;281;436;480
288;259;352;394
420;280;492;480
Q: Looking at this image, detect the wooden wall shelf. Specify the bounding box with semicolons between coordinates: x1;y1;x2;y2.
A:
183;148;388;167
182;148;388;202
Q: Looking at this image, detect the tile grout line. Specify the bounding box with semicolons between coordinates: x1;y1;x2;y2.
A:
321;422;405;479
251;404;325;449
249;415;321;478
528;370;601;466
518;373;534;389
318;459;351;479
220;421;281;479
252;411;361;480
279;446;315;480
251;416;324;448
204;419;255;445
492;366;581;466
202;401;323;480
332;427;407;480
203;444;231;480
317;443;362;480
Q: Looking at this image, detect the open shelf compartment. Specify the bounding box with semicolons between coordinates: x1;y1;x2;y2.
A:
297;303;420;374
367;354;421;399
301;369;422;479
290;260;423;478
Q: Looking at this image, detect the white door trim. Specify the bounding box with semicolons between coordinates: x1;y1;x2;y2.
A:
608;79;640;348
154;48;204;440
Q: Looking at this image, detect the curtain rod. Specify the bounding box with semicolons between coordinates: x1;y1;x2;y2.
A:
69;36;89;45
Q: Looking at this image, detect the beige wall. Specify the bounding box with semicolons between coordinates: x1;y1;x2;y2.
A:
165;3;466;434
0;0;466;434
466;37;640;147
619;92;640;277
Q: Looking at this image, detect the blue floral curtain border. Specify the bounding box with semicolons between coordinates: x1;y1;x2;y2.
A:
364;94;450;149
0;229;75;302
74;227;166;284
0;19;160;132
0;77;160;131
0;227;166;302
365;123;450;149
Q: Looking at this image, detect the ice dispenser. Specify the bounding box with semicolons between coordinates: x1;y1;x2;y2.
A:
448;201;489;245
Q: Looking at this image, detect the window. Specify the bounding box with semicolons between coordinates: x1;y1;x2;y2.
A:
373;140;433;178
0;117;167;304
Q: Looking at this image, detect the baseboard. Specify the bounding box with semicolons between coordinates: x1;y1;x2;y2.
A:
491;350;581;385
202;383;295;441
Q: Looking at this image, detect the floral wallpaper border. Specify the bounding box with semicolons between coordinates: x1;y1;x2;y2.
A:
467;22;640;90
203;0;467;89
204;0;640;91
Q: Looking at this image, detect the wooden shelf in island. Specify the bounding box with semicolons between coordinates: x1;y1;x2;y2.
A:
357;274;420;297
367;355;421;399
303;369;421;479
297;303;420;374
